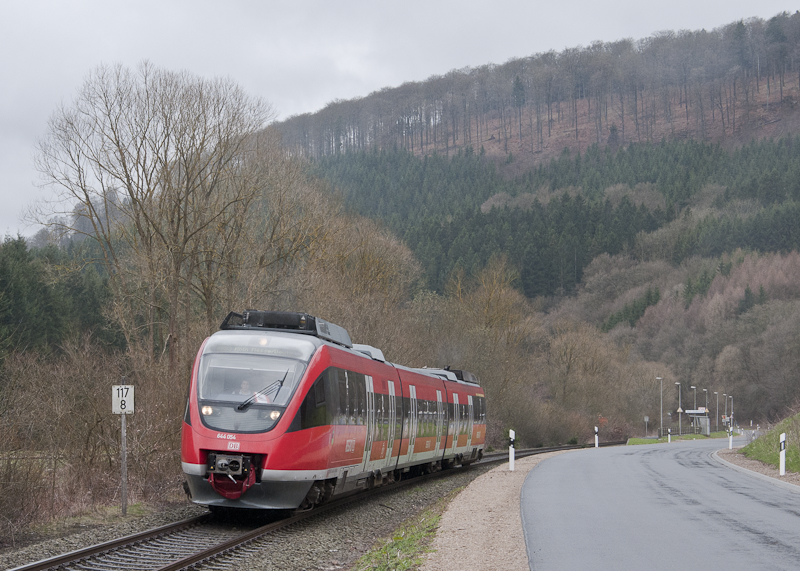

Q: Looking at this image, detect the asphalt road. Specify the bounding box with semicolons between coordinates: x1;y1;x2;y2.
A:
521;437;800;570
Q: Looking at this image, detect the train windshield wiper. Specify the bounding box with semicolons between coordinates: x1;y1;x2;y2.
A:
237;370;288;411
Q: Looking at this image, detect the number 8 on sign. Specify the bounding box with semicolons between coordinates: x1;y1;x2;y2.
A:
112;385;135;414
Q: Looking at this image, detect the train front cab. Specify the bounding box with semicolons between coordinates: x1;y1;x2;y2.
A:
181;329;334;510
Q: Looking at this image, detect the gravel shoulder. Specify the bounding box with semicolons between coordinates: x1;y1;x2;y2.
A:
420;450;570;571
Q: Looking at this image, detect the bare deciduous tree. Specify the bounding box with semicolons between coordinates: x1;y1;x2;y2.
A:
33;62;274;368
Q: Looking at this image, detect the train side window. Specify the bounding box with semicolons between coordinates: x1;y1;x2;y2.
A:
344;371;353;425
425;401;431;437
397;395;404;440
378;393;387;441
314;377;325;405
288;372;331;432
324;369;339;422
337;369;348;425
356;372;366;425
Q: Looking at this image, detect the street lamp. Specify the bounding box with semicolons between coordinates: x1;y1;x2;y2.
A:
723;393;727;426
657;376;663;438
730;395;734;428
702;388;708;435
714;391;719;432
690;385;696;410
676;382;682;435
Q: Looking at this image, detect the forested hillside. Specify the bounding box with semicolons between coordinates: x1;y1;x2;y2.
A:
277;11;800;172
290;10;800;435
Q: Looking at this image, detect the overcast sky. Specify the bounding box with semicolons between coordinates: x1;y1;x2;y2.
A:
1;0;796;238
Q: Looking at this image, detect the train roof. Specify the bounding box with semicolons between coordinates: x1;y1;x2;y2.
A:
411;367;480;387
220;310;352;348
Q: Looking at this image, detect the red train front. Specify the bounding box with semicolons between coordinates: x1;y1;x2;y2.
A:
181;310;486;511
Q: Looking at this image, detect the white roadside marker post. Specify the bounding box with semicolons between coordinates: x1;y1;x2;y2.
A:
509;429;515;472
728;425;733;450
594;426;599;449
668;428;671;443
780;432;786;476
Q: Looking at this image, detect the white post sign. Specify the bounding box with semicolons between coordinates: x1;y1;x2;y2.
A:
780;432;786;476
112;384;134;516
509;429;516;472
112;385;135;415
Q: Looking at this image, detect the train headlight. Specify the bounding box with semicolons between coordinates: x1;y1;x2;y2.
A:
269;410;281;421
201;406;214;416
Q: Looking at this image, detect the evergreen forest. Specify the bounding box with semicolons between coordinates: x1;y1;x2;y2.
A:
313;136;800;296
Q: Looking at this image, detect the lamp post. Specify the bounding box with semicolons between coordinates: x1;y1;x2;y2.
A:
723;393;728;427
690;385;696;410
657;376;663;438
714;391;719;432
730;395;734;428
676;382;682;435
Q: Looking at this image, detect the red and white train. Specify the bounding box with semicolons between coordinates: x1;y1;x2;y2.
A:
181;310;486;511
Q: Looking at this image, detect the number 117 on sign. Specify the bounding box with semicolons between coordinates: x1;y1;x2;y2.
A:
112;385;135;414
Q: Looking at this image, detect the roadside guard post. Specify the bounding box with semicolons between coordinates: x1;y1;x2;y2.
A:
594;426;599;448
112;381;135;516
668;428;671;443
509;429;515;471
780;432;787;476
728;425;733;450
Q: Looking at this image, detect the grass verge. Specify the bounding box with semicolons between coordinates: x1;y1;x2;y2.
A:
741;412;800;472
627;432;738;445
350;488;463;571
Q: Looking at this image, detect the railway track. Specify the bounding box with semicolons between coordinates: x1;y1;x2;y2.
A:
11;441;624;571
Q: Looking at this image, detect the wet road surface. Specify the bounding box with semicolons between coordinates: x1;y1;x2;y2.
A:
521;438;800;570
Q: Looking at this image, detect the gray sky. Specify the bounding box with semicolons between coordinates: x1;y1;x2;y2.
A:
1;0;795;238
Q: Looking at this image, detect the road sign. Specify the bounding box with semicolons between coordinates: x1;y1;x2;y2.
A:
112;385;135;414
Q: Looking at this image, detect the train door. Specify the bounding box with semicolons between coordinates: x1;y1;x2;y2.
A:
451;392;459;453
467;394;474;449
435;390;443;454
387;381;397;468
409;385;418;460
362;375;375;474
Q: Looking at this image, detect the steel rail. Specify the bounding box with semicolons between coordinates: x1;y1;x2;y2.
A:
8;515;212;571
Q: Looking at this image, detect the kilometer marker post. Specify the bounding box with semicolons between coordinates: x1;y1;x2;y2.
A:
780;432;786;476
112;381;135;516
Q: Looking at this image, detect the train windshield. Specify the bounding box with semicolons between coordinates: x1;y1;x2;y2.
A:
196;332;316;433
